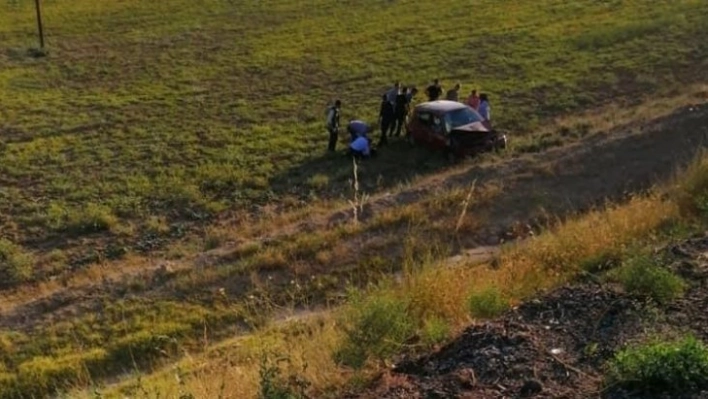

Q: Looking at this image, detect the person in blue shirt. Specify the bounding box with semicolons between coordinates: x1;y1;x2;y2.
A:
349;135;371;159
347;119;370;142
346;120;375;159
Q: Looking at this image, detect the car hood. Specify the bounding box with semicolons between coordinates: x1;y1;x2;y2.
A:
451;121;489;133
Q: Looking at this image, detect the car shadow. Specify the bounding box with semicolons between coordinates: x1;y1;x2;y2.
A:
267;137;457;202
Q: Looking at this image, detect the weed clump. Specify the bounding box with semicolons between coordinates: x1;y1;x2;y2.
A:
421;316;451;347
0;238;34;286
606;336;708;393
468;286;508;319
258;353;310;399
674;151;708;219
610;255;685;304
334;293;415;369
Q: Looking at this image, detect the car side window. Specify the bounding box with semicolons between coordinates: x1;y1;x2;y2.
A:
418;112;431;124
443;114;452;134
432;116;444;135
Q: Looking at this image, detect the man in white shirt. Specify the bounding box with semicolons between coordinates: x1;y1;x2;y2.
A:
326;100;342;151
386;82;400;107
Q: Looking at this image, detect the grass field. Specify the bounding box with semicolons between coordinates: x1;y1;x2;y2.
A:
1;0;707;276
1;0;707;397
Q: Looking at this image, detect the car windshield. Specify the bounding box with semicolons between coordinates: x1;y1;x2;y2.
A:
444;107;483;129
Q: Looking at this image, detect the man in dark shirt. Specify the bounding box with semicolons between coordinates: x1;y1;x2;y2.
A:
378;94;395;145
326;100;342;151
446;83;461;101
393;87;410;137
425;79;443;101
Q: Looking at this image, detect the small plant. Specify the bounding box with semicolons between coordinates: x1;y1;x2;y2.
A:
307;174;329;190
0;238;34;286
334;294;415;369
610;255;685;304
674;150;708;218
258;353;310;399
606;336;708;393
468;286;508;319
421;316;451;347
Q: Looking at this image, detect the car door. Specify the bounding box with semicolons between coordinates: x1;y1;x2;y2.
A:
429;113;448;150
413;111;434;144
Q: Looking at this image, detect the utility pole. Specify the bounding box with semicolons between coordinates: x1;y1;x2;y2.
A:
35;0;44;49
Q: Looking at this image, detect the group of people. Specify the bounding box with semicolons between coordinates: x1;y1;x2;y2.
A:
325;101;374;159
425;78;491;122
324;79;492;159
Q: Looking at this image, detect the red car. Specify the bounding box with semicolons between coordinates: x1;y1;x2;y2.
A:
405;100;507;159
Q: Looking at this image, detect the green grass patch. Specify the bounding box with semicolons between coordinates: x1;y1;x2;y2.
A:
606;336;708;393
609;255;685;304
334;292;415;369
468;286;509;319
420;316;451;347
0;239;34;286
675;150;708;219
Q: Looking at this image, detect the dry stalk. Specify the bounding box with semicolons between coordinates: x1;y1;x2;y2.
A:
348;157;369;224
455;179;477;233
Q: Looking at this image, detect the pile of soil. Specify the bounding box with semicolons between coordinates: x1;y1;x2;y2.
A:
351;234;708;399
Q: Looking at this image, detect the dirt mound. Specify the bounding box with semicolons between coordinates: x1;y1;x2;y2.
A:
353;234;708;399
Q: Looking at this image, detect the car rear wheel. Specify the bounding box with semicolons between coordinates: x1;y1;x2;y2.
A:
406;131;416;147
495;135;508;152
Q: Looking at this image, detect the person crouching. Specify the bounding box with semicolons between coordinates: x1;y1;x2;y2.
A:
346;120;375;159
349;134;373;159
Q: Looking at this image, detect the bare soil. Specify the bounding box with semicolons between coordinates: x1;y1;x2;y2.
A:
351;234;708;399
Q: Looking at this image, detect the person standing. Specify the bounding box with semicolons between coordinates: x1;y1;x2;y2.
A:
386;82;400;107
467;89;480;110
478;93;491;129
425;79;443;101
326;100;342;151
393;86;410;137
378;94;395;145
446;83;461;101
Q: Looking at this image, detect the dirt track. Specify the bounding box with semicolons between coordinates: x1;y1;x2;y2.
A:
351;234;708;399
1;102;706;334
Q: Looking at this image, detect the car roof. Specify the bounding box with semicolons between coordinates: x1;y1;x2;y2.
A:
414;100;468;114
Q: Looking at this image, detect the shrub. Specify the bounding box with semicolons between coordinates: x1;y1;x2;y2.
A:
674;151;708;219
606;336;708;393
468;286;508;318
334;294;415;369
68;203;119;233
421;316;451;347
0;238;34;286
258;353;310;399
610;255;685;304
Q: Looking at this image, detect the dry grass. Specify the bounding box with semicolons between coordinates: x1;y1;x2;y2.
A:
83;161;687;399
